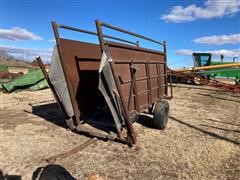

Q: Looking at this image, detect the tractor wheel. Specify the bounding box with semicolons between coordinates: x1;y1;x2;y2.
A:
153;100;169;129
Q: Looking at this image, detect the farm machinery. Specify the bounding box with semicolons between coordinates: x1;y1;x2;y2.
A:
171;52;240;92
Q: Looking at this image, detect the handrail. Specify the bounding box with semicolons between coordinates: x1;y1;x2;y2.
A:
54;21;165;51
101;21;165;46
57;23;138;46
106;41;165;55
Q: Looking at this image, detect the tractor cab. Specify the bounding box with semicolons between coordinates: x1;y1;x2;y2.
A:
193;53;211;67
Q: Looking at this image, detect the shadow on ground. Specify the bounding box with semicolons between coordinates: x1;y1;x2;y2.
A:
169;116;240;145
30;102;125;144
200;124;240;133
31;102;67;129
199;93;240;103
137;114;154;128
205;118;240;127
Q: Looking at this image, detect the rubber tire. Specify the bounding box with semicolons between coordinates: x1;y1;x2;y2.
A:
153;100;169;129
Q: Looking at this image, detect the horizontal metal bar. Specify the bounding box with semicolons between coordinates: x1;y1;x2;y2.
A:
149;75;160;79
137;85;168;96
107;41;165;55
114;60;166;64
76;125;118;141
150;87;160;91
135;75;166;81
104;36;138;46
101;21;165;46
121;75;167;84
58;24;98;36
137;90;149;95
58;24;138;46
129;86;168;97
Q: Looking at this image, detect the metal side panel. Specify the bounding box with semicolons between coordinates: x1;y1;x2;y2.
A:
98;52;124;132
49;46;74;117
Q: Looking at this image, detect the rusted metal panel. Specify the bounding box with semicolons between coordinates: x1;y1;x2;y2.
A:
58;39;102;116
109;46;165;62
108;45;167;114
49;19;171;145
36;57;76;130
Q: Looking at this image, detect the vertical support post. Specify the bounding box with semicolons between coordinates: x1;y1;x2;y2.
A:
145;62;152;104
95;19;136;144
133;66;139;112
95;19;105;51
163;41;168;95
169;69;173;98
136;41;139;47
156;63;161;98
109;61;137;144
128;62;137;111
52;21;81;126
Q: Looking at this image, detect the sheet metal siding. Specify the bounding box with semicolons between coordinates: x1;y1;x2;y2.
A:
59;38;102;115
109;46;167;113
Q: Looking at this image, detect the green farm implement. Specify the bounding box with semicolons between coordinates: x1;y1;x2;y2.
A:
174;53;240;85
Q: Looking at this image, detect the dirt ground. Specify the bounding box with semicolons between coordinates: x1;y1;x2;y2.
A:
0;85;239;179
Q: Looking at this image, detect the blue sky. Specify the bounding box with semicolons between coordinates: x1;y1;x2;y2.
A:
1;0;240;68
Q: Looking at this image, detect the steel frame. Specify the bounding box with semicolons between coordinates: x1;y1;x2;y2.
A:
48;19;172;145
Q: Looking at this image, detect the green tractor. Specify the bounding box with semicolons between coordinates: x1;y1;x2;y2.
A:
192;53;240;84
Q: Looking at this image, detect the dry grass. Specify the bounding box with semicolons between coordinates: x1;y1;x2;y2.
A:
0;85;239;179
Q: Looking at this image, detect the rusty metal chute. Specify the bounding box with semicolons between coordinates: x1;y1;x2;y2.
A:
37;19;172;145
